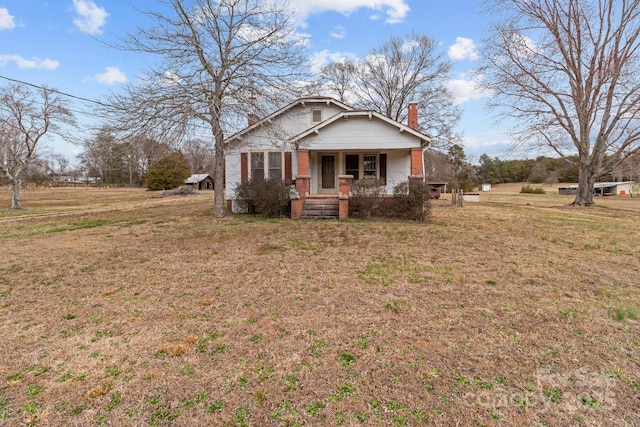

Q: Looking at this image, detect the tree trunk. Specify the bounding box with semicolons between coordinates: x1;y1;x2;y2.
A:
213;127;226;218
11;179;22;210
573;163;594;206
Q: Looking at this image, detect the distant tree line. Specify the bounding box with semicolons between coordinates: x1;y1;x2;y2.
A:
422;146;640;193
4;141;639;193
77;129;215;188
0;128;215;189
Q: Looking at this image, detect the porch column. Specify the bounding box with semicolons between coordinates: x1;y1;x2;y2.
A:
298;149;310;176
411;147;423;176
292;149;311;219
338;175;353;220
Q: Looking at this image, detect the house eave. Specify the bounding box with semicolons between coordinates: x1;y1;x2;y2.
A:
290;110;431;148
224;97;354;146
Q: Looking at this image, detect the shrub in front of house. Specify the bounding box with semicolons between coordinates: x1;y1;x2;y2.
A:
350;178;386;218
350;179;431;221
391;180;431;221
235;179;291;218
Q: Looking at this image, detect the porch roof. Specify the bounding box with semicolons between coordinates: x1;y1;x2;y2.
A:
290;110;431;148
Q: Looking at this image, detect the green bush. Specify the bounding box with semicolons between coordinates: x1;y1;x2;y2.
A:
146;152;190;191
235;179;291;218
520;185;546;194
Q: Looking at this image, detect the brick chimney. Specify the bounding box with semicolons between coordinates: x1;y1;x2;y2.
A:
248;94;259;126
408;101;418;130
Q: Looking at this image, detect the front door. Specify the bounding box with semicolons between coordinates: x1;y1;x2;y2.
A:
320;155;336;193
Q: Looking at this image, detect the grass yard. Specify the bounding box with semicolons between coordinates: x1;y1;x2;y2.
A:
0;185;639;426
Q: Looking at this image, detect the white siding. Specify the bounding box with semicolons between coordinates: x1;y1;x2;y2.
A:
385;150;412;192
299;115;422;151
306;149;412;195
225;100;423;203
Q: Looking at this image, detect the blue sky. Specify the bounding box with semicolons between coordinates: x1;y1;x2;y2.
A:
0;0;511;163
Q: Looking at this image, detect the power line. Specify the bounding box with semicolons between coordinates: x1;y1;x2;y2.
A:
0;74;222;134
0;74;108;107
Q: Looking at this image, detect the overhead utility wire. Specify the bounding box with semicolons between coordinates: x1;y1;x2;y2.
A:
0;74;231;135
0;74;108;107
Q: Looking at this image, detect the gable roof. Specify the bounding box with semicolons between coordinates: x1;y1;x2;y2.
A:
290;109;431;147
225;97;353;144
185;174;213;184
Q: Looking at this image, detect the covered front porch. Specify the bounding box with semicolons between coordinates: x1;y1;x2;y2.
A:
291;148;424;219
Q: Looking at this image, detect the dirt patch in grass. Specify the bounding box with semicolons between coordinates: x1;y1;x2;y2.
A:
0;186;639;426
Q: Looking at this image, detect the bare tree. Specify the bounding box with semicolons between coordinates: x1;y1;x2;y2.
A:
321;32;461;148
182;137;215;174
319;60;357;103
482;0;640;206
101;0;309;217
0;83;75;209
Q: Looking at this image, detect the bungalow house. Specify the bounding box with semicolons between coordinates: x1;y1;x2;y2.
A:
225;96;430;219
185;173;214;190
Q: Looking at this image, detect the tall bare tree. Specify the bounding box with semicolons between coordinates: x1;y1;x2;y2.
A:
320;32;461;148
319;60;357;104
482;0;640;206
0;83;74;209
102;0;309;217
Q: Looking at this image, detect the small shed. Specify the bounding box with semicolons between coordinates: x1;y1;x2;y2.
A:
594;181;635;196
428;182;448;194
185;174;214;190
558;181;635;196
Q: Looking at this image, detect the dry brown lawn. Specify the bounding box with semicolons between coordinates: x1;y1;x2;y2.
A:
0;185;639;426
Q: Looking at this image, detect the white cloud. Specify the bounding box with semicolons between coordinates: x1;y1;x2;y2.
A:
95;66;127;84
287;0;410;25
0;54;59;70
162;70;183;86
0;7;15;31
448;37;479;61
330;26;346;39
510;32;538;59
445;72;492;105
309;49;358;74
72;0;109;35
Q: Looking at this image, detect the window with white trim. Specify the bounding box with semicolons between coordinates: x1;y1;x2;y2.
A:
345;154;359;180
250;151;285;181
343;153;386;184
311;109;323;124
363;154;377;177
250;152;264;181
268;152;282;180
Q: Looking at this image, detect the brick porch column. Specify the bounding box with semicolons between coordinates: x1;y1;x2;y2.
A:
291;149;311;219
298;149;310;176
411;147;423;176
338;175;353;220
291;176;310;219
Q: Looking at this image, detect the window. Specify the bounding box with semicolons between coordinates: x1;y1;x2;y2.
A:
250;152;264;181
311;109;322;123
363;155;377;177
344;154;386;184
249;152;285;181
345;155;359;180
268;152;282;181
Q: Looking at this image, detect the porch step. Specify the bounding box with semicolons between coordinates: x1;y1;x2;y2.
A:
301;199;339;219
